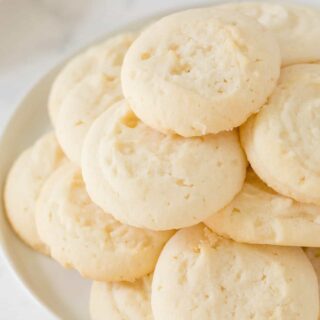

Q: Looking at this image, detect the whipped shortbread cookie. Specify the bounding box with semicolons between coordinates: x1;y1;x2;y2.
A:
48;32;136;125
56;74;122;164
205;169;320;247
36;162;173;282
4;132;64;254
82;100;246;230
122;8;280;136
152;225;319;320
305;248;320;312
241;64;320;205
90;274;152;320
219;2;320;66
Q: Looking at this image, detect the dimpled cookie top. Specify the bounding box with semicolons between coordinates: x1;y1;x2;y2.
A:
121;8;280;137
241;64;320;206
90;274;152;320
35;161;173;282
4;132;64;254
219;2;320;66
152;225;319;320
81;100;247;231
205;169;320;247
48;32;136;125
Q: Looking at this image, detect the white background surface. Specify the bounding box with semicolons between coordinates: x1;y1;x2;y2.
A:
0;0;214;319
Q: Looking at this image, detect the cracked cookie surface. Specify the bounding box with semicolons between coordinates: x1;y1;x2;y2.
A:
36;161;173;281
82;100;246;230
152;224;319;320
122;8;280;136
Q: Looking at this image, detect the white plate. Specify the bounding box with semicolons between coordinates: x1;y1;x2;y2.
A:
0;1;319;319
0;13;155;320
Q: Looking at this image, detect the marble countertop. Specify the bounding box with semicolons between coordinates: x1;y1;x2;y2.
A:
0;0;212;319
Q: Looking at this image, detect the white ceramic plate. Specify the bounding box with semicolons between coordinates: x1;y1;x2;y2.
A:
0;1;318;319
0;48;90;320
0;14;153;320
0;3;208;317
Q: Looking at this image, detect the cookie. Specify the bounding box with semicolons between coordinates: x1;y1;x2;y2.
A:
305;248;320;309
48;32;136;125
241;64;320;205
82;100;246;230
121;8;280;137
90;274;152;320
152;224;319;320
205;169;320;247
4;132;64;254
35;161;173;282
56;73;122;164
218;2;320;66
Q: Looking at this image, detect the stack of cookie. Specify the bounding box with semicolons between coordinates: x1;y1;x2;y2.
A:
4;2;320;319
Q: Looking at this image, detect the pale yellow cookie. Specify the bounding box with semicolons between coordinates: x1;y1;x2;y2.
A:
241;64;320;205
4;132;64;254
205;169;320;247
152;224;319;320
48;32;136;125
36;161;173;281
218;2;320;66
90;274;152;320
56;74;122;164
305;247;320;320
122;8;280;137
82;100;246;231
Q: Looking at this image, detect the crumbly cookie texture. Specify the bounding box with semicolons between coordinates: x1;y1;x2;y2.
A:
48;32;136;125
219;2;320;66
152;224;319;320
205;169;320;247
36;162;173;282
4;132;64;254
122;8;280;136
90;274;152;320
82;100;246;230
56;73;122;164
241;64;320;205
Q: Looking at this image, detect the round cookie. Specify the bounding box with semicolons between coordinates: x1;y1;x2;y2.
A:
35;161;173;282
56;73;122;164
90;274;152;320
4;132;64;254
241;64;320;205
82;100;246;231
152;224;319;320
218;2;320;66
48;32;136;125
205;169;320;247
122;8;280;137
